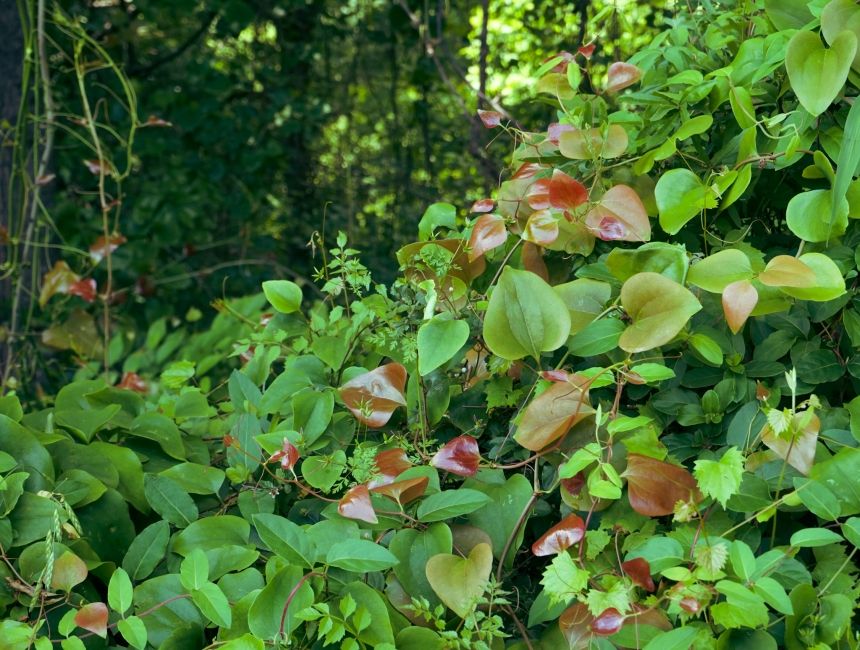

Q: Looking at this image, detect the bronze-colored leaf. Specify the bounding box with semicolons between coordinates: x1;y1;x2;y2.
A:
521;242;550;281
559;602;594;649
623;453;701;516
549;170;588;211
368;448;412;488
526;178;551;210
468;214;507;262
585;185;650;242
370;476;429;505
620;557;655;592
605;62;642;92
74;602;109;638
591;608;624;636
531;513;586;556
339;363;407;428
478;109;502;128
470;198;495;213
89;233;127;263
758;255;817;287
722;279;758;334
514;377;594;451
39;260;80;307
68;278;97;303
431;435;481;476
338;484;378;524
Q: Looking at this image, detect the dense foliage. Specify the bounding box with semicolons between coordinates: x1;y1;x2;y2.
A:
5;0;860;648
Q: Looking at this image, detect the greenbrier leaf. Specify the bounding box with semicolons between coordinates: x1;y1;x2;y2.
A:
262;280;302;314
777;253;845;302
655;169;718;234
619;272;702;352
822;0;860;71
425;542;493;618
687;249;753;293
786;190;848;242
694;447;744;507
418;202;457;240
785;30;856;117
417;316;470;376
483;267;571;360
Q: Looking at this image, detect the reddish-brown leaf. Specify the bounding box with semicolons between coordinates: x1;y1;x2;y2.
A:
431;435;481;476
591;608;625;636
36;173;56;186
722;279;758;334
621;557;655;592
623;454;701;517
339;363;407;428
470;198;495;213
605;62;642;92
468;214;507;262
523;209;559;246
268;439;300;471
540;369;570;383
549;170;589;211
512;163;544;180
477;109;502;128
144;115;172;127
545;51;575;73
531;513;586;556
578;43;596;59
368;448;412;488
585;185;650;242
521;242;550;281
39;260;80;307
83;159;109;175
118;372;148;393
338;484;378;524
514;377;595;451
68;278;97;303
74;602;109;638
559;603;594;649
370;476;429;505
757;255;816;287
89;233;127;263
680;597;700;614
547;122;575;145
561;472;586;497
526;178;551;210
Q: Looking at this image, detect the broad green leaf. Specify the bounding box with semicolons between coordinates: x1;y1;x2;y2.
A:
554;278;611;335
252;513;314;567
51;552;88;593
822;0;860;71
689;333;723;366
117;616;147;650
341;582;395;647
248;566;313;639
301;450;346;492
606;241;689;284
842;517;860;547
108;568;133;615
831;91;860;232
465;473;533;564
425;542;493;618
143;474;198;528
326;539;399;572
642;626;699;650
418;202;457;240
262;280;302;314
483;267;571;360
694;447;744;507
416;490;492;522
687;249;753;292
789;527;843;547
655;169;718;234
180;549;209;591
418;316;470;375
786;189;848;242
764;0;812;30
793;478;841;520
730;540;756;582
568;318;624;356
619;273;702;352
123;520;170;580
785;30;856;117
173;515;250;555
130;412;186;460
754;577;793;615
777;253;845;302
191;582;232;628
390;523;453;605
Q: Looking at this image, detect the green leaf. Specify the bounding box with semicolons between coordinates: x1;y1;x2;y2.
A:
144;474;198;528
842;517;860;547
694;447;744;507
793;478;841;520
123;520;170;580
786;190;849;242
554;279;611;335
173;515;250;555
425;542;492;618
629;363;675;383
730;540;756;582
606;242;689;284
416;489;492;522
785;30;856;117
687;249;753;292
389;524;453;606
130;412;186;460
689;333;723;366
248;566;313;639
655;168;718;234
108;568;133;615
417;316;470;375
789;527;843;547
810;447;860;515
180;549;209;591
619;273;702;352
301;450;345;492
191;582;232;628
326;539;399;572
483;267;571;360
465;473;533;565
262;280;303;314
540;552;589;605
753;576;793;615
831;94;860;233
642;627;699;650
712;580;769;629
778;253;846;302
568;318;624;356
117;616;147;650
418;202;457;240
764;0;812;29
252;513;314;567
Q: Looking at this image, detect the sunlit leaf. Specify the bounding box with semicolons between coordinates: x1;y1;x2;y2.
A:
549;170;588;211
526;178;551;210
559;125;628;160
523;209;559;246
470;198;495;213
425;542;493;618
468;214;507;262
339;363;407;428
687;249;753;293
623;454;701;516
74;602;109;638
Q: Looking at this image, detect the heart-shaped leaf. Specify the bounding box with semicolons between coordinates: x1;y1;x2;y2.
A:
431;435;480;477
549;170;588;211
585;184;650;242
623;453;701;516
619;273;702;353
390;524;453;605
262;280;303;314
687;249;753;293
368;448;412;488
822;0;860;70
554;278;611;335
483;267;571;360
340;363;407;428
785;30;856;117
786;189;848;242
531;513;586;556
526;178;551;210
559;125;628;160
758;255;817;287
777;253;846;302
605;62;641;92
468;214;507;262
514;378;595;451
418;316;470;376
51;551;88;592
591;608;625;636
75;602;109;638
655;168;718;234
722;280;759;334
425;542;493;618
338;484;378;524
620;557;655;592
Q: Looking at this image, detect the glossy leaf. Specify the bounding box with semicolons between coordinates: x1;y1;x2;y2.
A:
425;542;492;618
338;484;378;524
559;125;628;160
776;253;846;302
418;316;470;376
549;169;588;211
531;513;586;556
514;378;595;451
262;280;303;314
605;62;641;92
477;110;502;128
591;608;624;635
74;602;109;638
620;557;655;592
467;214;507;262
368;448;412;488
339;363;407;428
722;280;758;334
619;272;702;353
483;267;571;360
585;184;650;242
370;476;428;505
431;435;480;477
623;453;701;516
785;30;856;117
785;190;848;242
655;168;717;234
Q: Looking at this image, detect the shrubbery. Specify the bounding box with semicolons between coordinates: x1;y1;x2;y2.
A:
5;1;860;648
